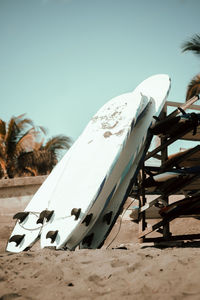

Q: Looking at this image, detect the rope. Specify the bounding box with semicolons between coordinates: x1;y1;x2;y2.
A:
106;198;136;249
17;213;73;231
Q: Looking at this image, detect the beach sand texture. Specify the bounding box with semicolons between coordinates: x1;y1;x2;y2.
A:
1;201;200;300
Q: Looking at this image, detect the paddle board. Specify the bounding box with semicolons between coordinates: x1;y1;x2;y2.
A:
40;74;170;250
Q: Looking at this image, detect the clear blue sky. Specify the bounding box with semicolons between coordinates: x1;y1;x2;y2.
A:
1;0;200;152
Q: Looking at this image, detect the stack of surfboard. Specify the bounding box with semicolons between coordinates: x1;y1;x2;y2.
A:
6;74;171;252
143;166;200;195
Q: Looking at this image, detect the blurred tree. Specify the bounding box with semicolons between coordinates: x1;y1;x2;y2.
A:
0;114;71;179
182;34;200;101
17;135;71;176
185;74;200;102
182;34;200;56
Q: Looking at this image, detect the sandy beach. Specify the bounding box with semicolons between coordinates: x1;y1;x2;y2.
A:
1;209;200;300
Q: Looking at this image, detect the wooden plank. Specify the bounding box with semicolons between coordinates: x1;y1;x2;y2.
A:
166;94;200;118
145;174;200;196
161;145;200;171
167;99;200;112
138;167;147;242
140;195;167;213
143;233;200;243
130;205;200;220
181;130;200;141
145;125;195;161
139;193;200;238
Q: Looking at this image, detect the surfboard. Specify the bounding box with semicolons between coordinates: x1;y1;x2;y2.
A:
144;166;200;188
79;77;171;249
164;146;200;169
6;78;150;253
6;143;77;253
40;74;170;250
79;108;152;249
159;193;200;217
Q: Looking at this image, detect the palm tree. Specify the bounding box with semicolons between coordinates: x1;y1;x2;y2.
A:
185;74;200;102
0;114;72;179
0;114;39;178
17;135;71;176
182;34;200;101
182;34;200;56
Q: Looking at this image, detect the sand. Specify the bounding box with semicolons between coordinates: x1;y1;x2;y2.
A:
1;213;200;300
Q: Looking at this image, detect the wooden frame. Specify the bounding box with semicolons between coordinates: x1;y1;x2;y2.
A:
136;94;200;245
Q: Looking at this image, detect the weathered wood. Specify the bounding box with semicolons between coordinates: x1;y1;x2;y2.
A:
143;233;200;243
138;97;200;245
130;205;200;220
161;145;200;171
145;126;195;161
138;167;147;243
166;94;200;118
139;194;200;238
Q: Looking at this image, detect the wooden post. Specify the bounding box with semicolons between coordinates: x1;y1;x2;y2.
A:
138;165;147;243
160;108;171;238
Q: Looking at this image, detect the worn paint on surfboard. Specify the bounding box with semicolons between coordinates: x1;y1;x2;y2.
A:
40;74;170;250
79;77;171;249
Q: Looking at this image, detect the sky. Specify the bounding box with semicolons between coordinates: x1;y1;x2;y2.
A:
1;0;200;154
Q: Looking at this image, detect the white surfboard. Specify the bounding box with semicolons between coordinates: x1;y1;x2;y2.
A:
40;74;170;250
79;106;152;249
79;77;171;249
6;78;148;253
145;166;200;186
6;143;77;253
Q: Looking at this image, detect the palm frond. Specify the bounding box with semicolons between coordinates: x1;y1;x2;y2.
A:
15;132;37;155
5;118;19;156
0;120;6;140
15;117;34;138
38;126;48;136
0;157;7;178
0;144;5;159
44;135;72;152
186;74;200;101
18;150;57;175
182;34;200;55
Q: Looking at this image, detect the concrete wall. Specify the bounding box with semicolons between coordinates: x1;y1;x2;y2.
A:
0;176;47;216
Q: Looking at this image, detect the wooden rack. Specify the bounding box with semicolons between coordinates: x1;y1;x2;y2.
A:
131;95;200;245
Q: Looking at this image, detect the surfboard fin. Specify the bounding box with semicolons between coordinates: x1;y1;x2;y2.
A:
82;214;93;226
102;211;113;225
9;234;25;246
71;208;81;220
82;233;94;247
37;210;54;224
13;212;29;223
153;116;160;121
46;230;58;243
